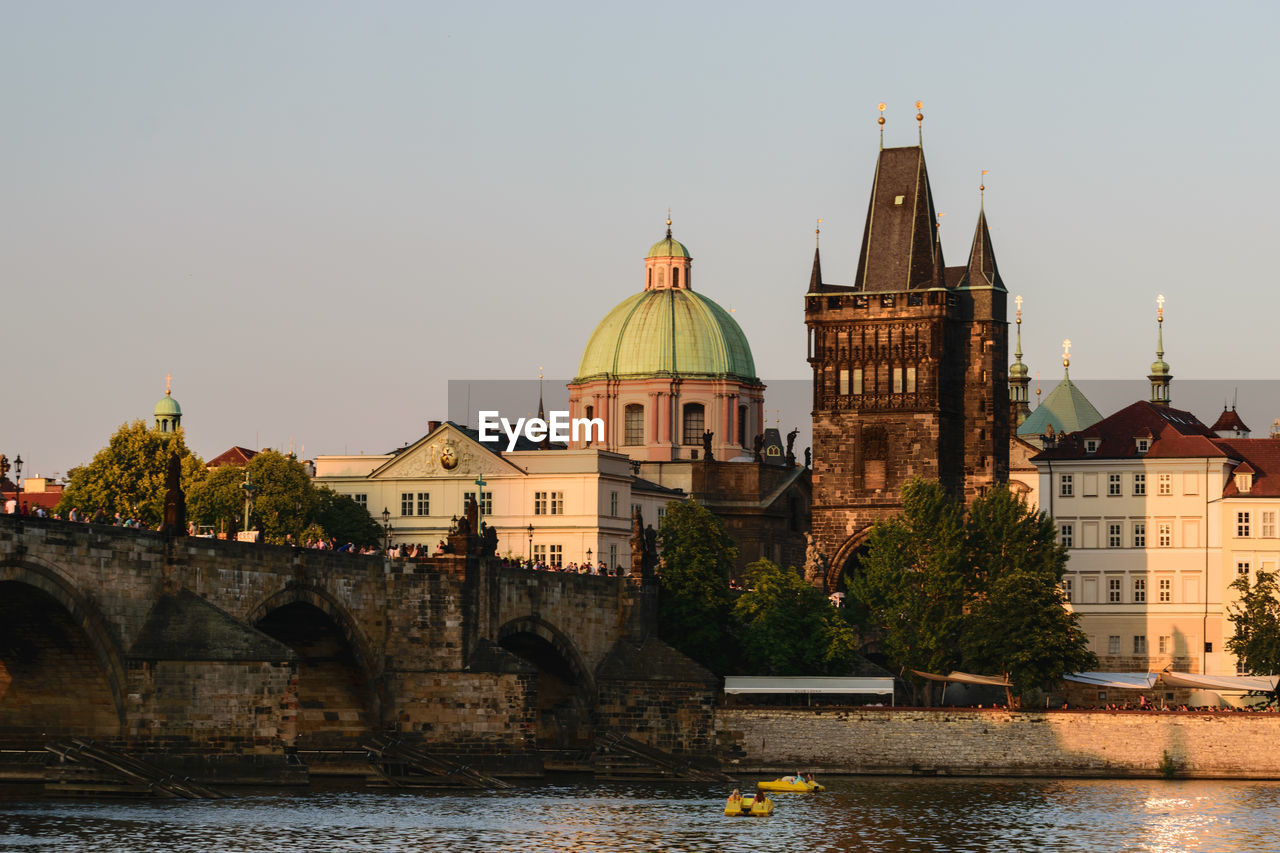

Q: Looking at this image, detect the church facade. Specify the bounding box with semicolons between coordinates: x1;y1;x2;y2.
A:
806;136;1009;586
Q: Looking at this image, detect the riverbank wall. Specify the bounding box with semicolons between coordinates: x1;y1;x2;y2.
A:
716;707;1280;779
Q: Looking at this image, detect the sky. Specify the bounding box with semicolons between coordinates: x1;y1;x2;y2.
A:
5;1;1280;479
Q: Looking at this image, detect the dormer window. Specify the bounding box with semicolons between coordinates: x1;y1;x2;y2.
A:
1238;473;1254;494
1136;437;1150;454
1085;439;1099;454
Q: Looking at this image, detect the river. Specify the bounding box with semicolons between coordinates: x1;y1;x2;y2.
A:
2;777;1278;852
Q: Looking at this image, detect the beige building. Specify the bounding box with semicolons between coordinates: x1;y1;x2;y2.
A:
314;420;681;571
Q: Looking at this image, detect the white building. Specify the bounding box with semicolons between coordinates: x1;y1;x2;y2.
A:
314;421;681;571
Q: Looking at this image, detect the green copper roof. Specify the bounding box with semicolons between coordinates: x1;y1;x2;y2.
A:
647;236;691;259
575;288;757;382
1017;374;1102;438
154;393;182;417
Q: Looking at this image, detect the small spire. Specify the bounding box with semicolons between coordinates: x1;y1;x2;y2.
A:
877;103;886;149
915;100;923;145
666;208;672;239
1014;295;1024;361
165;373;172;396
1062;338;1071;377
1156;293;1166;359
980;170;989;209
815;218;822;248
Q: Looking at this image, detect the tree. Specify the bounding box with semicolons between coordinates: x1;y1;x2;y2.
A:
188;451;315;543
734;559;858;676
186;464;246;534
313;486;382;547
1227;570;1280;676
960;486;1096;698
850;479;969;695
57;421;205;525
656;499;738;675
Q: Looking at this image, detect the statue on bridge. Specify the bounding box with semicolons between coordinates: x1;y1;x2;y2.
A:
701;429;714;462
480;521;498;557
802;532;829;589
162;451;187;536
786;427;798;468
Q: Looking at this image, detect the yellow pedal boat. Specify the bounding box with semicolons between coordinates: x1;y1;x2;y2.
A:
756;777;825;793
725;793;774;817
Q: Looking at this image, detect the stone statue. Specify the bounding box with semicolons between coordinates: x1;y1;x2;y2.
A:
465;495;479;536
804;447;812;468
803;532;828;589
786;427;799;468
702;429;714;462
481;522;498;557
643;524;659;578
162;451;186;535
753;433;764;463
630;507;645;576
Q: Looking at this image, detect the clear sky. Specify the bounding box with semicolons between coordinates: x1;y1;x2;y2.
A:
6;1;1279;479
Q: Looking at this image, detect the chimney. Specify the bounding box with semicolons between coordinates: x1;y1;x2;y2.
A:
428;420;441;433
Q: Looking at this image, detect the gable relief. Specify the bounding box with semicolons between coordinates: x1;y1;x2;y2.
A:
381;438;506;479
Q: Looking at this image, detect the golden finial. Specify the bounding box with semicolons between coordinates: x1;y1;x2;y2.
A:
980;169;989;202
1156;292;1165;322
878;102;886;147
165;373;172;395
666;208;672;238
815;217;823;247
935;211;946;232
1036;371;1042;401
538;364;544;381
915;100;923;144
1015;294;1023;324
1063;338;1072;371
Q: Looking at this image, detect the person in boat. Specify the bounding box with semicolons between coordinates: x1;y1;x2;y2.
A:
804;772;816;785
726;788;743;809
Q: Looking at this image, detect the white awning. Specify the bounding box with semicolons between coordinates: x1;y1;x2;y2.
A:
911;670;1012;687
1064;672;1159;690
1158;672;1280;693
723;676;895;695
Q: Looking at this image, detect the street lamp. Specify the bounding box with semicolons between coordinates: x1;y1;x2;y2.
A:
527;523;534;565
586;547;593;567
13;455;22;514
382;507;393;552
239;471;258;538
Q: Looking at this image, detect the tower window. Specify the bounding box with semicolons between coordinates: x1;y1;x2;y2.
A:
738;405;748;446
906;366;916;393
682;403;705;446
672;267;680;287
853;368;863;396
624;404;644;446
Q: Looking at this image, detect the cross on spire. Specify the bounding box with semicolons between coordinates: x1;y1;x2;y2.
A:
165;373;172;395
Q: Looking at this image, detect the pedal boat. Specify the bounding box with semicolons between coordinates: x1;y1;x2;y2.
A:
725;793;774;817
756;777;825;793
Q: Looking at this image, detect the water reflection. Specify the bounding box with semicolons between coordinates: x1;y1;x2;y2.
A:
3;778;1280;852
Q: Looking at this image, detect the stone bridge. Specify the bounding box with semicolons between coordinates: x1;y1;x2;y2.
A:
0;516;714;774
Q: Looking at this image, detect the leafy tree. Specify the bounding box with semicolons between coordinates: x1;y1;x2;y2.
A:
1227;570;1280;676
960;486;1096;699
850;479;969;696
187;464;247;534
734;559;858;675
313;486;382;548
188;451;315;543
57;421;205;525
657;499;738;675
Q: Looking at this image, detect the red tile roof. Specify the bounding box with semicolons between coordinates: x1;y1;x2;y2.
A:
206;446;259;469
1210;407;1251;434
1217;439;1280;497
1034;400;1218;461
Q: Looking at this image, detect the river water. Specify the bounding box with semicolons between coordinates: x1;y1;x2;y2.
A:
2;777;1278;852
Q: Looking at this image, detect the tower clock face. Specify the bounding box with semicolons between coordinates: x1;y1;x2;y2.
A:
440;444;459;470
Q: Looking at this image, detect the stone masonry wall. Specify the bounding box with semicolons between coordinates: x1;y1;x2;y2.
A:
717;708;1280;778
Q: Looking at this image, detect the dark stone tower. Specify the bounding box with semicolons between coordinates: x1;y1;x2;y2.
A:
805;138;1008;586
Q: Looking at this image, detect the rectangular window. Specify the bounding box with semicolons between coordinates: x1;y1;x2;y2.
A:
1159;636;1170;655
657;506;666;523
1264;511;1277;538
533;544;546;563
892;367;904;393
1108;577;1122;603
400;493;413;516
1158;522;1172;547
1238;511;1252;538
1137;438;1150;454
1060;474;1074;497
1158;473;1172;495
1108;474;1122;496
352;493;367;508
534;492;548;515
1063;577;1073;602
906;366;917;393
1133;473;1146;496
1133;577;1146;603
853;368;863;396
1133;522;1146;547
1237;560;1251;577
1134;635;1148;655
624;405;644;446
550;492;564;515
416;492;430;516
548;544;563;568
608;544;618;569
610;491;619;517
463;491;492;514
839;368;850;395
1108;523;1122;548
1238;658;1250;676
1159;578;1172;602
682;405;705;446
1085;439;1099;454
1108;635;1121;655
1060;523;1074;548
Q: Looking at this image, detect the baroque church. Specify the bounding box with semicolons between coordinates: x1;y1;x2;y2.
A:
805;112;1009;588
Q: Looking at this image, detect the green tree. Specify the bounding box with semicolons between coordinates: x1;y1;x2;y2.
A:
734;559;858;675
313;486;382;547
187;451;315;543
57;421;205;525
187;463;246;534
1227;570;1280;676
960;486;1096;699
850;479;969;696
657;499;738;675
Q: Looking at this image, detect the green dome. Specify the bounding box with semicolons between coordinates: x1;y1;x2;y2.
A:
154;392;182;417
575;289;757;382
647;236;691;259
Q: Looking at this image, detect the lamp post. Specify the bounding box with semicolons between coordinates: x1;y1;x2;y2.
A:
527;523;534;565
586;547;593;568
240;471;258;539
13;455;21;514
382;507;393;552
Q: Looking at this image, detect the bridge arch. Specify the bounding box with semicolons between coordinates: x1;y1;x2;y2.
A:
827;526;873;592
0;558;127;735
497;615;596;747
248;584;381;745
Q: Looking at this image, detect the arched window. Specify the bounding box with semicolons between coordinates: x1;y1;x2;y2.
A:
737;405;748;446
647;268;652;288
672;267;680;288
624;404;644;445
584;406;594;445
682;403;705;446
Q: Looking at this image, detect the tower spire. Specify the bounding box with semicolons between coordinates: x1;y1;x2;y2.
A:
1148;294;1173;405
808;219;824;293
877;103;886;149
915;100;923;146
1062;338;1071;379
1008;295;1031;426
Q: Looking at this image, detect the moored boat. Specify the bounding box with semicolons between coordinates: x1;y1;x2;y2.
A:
756;775;825;793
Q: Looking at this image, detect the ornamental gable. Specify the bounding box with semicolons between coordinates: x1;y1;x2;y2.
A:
369;423;523;480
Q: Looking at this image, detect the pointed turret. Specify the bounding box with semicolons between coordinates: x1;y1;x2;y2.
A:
808;219;824;293
959;206;1005;291
1009;295;1031;427
853;146;946;292
1148;294;1172;406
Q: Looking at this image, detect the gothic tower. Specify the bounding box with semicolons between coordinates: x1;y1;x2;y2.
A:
805;118;1008;586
